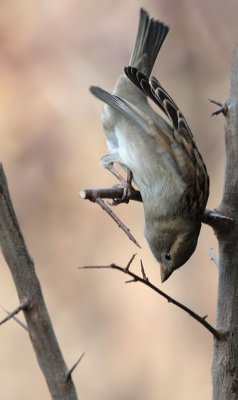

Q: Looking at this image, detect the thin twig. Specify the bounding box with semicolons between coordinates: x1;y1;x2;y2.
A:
0;301;29;330
95;197;141;248
67;352;85;381
79;259;221;339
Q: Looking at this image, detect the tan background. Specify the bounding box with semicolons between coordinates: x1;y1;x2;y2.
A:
0;0;237;399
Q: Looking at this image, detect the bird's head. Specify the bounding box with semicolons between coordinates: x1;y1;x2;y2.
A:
144;217;201;282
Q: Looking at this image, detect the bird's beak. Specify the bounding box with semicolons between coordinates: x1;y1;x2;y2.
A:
160;264;172;283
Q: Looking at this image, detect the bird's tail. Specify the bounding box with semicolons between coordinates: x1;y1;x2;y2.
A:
129;9;169;77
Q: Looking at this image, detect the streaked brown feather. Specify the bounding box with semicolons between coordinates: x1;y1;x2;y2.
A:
124;66;209;216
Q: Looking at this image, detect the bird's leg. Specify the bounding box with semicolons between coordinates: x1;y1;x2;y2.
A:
101;154;138;204
111;168;135;205
108;166;136;205
107;165;128;183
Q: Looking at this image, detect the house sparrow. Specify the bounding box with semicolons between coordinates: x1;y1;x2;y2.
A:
89;8;209;282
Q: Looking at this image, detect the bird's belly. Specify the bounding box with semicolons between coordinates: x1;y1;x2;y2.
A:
103;111;183;203
114;126;171;190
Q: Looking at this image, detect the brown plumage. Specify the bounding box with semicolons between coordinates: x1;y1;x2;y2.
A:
90;9;209;281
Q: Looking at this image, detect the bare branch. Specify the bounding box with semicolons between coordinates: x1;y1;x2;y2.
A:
79;258;221;339
0;163;78;400
212;46;238;399
79;187;142;202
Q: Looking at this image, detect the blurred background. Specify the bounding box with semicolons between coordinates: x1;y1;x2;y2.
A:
0;0;237;399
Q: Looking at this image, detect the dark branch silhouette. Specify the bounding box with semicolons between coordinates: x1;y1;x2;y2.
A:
79;255;221;339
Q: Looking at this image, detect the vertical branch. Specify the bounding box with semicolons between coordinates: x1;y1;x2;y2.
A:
0;164;78;400
212;47;238;400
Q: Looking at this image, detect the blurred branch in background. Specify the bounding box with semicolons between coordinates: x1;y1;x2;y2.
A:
0;163;78;400
211;46;238;400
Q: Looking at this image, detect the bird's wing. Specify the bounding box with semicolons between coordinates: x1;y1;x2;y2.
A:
124;67;209;213
90;86;158;135
90;85;184;186
125;66;196;144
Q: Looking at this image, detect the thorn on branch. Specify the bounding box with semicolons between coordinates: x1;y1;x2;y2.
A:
125;253;137;272
125;278;138;283
140;259;149;282
209;98;228;116
0;300;29;331
66;352;85;381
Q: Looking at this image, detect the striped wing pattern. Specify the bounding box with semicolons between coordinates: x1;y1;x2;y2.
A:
125;66;209;215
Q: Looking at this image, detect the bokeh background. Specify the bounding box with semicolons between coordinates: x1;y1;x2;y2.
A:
0;0;237;399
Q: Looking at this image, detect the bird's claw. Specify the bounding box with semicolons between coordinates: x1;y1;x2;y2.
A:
110;183;133;205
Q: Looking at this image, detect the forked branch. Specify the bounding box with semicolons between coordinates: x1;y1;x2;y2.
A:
79;255;221;339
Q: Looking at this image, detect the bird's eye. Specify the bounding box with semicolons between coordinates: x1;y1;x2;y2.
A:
165;253;171;261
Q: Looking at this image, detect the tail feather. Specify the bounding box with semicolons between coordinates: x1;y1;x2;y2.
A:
129;8;169;77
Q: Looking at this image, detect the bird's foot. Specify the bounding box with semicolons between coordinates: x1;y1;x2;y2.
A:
110;183;133;205
109;169;135;205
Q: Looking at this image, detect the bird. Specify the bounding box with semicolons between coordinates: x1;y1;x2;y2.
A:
89;8;209;282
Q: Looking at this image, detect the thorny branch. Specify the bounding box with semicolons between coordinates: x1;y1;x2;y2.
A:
211;47;238;399
79;255;222;340
0;163;78;400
